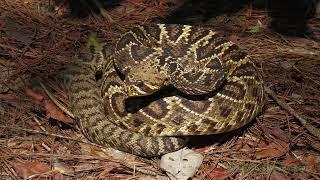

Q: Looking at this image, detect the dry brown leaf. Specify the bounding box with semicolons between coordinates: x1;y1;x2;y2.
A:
12;160;50;179
0;93;18;101
309;140;320;152
242;143;252;152
97;162;120;178
228;35;239;44
282;158;301;167
79;143;93;156
269;170;291;180
207;167;229;180
304;154;320;173
54;160;74;176
269;127;289;142
53;173;64;180
33;144;46;153
44;99;73;123
3;16;34;45
257;141;268;148
79;143;110;158
193;146;209;153
255;140;289;159
74;162;102;173
26;88;44;105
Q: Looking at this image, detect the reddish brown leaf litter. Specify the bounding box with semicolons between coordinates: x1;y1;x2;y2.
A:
1;0;320;179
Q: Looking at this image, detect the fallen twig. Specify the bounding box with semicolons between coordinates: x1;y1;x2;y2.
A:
39;82;74;118
264;86;320;139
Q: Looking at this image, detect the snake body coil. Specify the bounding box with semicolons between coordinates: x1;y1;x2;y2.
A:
65;24;265;157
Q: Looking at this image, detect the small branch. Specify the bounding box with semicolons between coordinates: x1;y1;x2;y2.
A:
39;81;74;118
264;86;320;139
119;163;158;176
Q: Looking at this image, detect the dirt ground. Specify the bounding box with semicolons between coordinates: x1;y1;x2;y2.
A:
0;0;320;179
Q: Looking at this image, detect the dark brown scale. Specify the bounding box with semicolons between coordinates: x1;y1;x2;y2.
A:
186;123;199;133
142;126;152;135
235;111;245;122
156;124;167;134
188;27;212;44
113;51;133;70
251;87;259;97
162;43;189;59
117;122;129;130
181;71;203;83
195;44;220;61
219;82;246;101
173;115;184;125
110;92;128;117
132;118;144;127
230;62;256;77
245;103;255;111
142;101;169;119
131;27;149;42
116;32;141;50
201;71;225;89
219;105;232;118
180;98;211;114
202;118;212;125
130;45;158;62
206;121;218;133
164;24;185;42
228;51;247;62
141;25;162;44
210;36;229;48
205;57;223;69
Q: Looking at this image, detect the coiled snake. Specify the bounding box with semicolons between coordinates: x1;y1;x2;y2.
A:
64;24;265;157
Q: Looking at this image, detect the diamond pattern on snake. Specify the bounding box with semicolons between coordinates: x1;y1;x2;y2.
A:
64;24;265;157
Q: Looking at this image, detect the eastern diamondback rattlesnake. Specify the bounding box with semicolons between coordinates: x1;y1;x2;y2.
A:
64;24;265;157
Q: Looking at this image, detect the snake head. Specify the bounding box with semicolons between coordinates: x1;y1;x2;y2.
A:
124;74;162;97
121;61;168;97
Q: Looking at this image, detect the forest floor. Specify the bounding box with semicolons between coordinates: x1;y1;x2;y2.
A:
0;0;319;179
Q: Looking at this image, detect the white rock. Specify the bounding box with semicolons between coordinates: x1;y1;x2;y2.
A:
160;148;204;180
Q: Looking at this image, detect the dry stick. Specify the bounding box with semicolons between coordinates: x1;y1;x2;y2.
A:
39;82;74;118
264;86;320;139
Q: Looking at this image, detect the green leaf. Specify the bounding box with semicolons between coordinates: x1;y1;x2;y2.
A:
87;33;102;50
247;20;263;33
